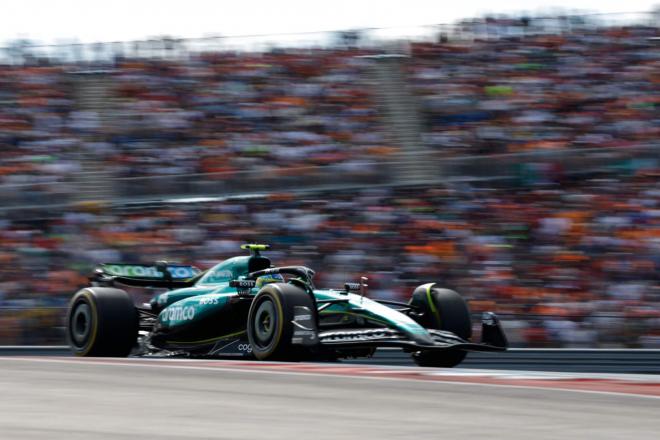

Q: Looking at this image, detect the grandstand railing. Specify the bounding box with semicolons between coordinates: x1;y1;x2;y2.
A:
1;143;656;209
434;143;659;182
111;162;391;199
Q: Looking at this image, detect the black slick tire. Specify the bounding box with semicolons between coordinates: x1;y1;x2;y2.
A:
409;286;471;368
247;283;316;361
67;287;138;357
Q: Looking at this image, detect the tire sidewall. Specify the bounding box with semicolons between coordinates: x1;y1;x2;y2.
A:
409;285;472;368
247;289;285;359
66;287;138;357
67;289;99;356
247;283;316;361
410;285;472;339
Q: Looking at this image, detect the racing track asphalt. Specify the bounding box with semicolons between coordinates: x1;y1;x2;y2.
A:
0;357;658;440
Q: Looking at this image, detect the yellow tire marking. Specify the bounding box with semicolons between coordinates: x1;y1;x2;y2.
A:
425;284;441;328
78;289;99;356
251;287;286;359
267;289;285;357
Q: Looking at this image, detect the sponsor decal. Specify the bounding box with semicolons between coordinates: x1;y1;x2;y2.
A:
206;270;233;282
162;306;196;322
208;338;252;357
103;264;199;279
292;306;317;346
198;296;219;305
229;279;256;296
320;329;400;343
324;331;389;342
237;343;253;353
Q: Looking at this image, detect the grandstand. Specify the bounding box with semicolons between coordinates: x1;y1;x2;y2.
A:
1;11;657;205
0;11;658;347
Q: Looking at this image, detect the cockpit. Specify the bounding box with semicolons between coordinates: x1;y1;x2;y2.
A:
196;248;272;286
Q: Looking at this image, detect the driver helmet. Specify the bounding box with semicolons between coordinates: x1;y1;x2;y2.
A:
255;273;284;289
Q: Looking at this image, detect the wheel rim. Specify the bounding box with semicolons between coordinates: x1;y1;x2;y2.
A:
71;303;91;346
253;298;277;348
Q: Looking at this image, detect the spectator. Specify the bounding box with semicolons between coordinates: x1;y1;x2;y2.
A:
0;170;657;346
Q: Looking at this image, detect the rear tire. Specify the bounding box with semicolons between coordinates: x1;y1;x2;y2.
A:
409;286;471;368
247;283;316;361
67;288;138;357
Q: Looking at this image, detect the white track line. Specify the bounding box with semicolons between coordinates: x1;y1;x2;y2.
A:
2;356;659;400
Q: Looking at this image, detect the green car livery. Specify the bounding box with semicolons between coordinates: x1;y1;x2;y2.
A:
67;244;507;367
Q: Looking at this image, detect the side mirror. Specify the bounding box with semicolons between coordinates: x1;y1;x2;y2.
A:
343;282;361;293
343;277;369;297
360;277;369;298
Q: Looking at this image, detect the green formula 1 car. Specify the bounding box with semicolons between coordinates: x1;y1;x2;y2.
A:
67;244;507;367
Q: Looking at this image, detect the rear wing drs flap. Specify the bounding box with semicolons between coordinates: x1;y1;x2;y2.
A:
91;262;203;288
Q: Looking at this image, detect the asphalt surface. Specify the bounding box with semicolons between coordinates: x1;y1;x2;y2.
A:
0;358;658;440
5;346;660;373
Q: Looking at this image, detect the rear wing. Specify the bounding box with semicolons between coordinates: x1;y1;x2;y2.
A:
91;262;203;288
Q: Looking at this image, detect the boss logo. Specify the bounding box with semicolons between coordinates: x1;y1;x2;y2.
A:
229;280;256;289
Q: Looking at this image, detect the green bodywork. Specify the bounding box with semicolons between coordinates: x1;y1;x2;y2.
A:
151;255;434;346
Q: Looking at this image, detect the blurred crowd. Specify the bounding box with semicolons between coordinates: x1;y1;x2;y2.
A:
411;25;659;156
0;18;659;347
109;50;391;179
1;24;658;197
0;49;390;203
0;66;78;189
1;169;658;347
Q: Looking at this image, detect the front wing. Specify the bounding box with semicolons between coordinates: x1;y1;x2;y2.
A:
315;312;508;352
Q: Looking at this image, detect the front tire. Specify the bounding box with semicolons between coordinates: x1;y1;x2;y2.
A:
247;283;316;361
409;285;471;368
412;348;467;368
67;288;138;357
